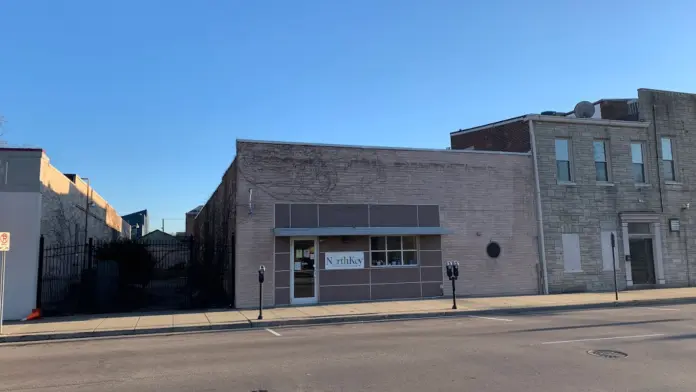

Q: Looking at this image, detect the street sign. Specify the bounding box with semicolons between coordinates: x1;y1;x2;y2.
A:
0;232;7;334
0;232;8;251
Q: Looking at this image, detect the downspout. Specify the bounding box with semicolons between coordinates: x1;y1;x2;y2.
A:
528;118;549;294
652;104;664;213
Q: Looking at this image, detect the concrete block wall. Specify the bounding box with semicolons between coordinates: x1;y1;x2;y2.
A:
232;140;540;308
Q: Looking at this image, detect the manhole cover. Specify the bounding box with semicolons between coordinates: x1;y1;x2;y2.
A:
587;350;627;359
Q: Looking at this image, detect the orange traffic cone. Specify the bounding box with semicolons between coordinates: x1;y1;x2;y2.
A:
22;309;41;321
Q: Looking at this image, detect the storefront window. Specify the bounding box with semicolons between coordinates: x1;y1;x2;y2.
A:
370;236;418;266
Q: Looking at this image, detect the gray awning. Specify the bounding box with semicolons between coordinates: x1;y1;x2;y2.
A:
273;226;452;237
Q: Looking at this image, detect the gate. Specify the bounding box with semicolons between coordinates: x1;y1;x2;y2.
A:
36;236;234;316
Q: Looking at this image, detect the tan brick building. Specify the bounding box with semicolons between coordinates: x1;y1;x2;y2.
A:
195;140;540;308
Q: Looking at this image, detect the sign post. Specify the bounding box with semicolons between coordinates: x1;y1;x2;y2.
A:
610;233;618;301
0;232;10;335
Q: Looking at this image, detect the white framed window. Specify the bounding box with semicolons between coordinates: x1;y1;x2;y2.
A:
593;140;609;182
562;233;582;272
661;137;676;181
555;139;572;182
631;142;646;183
370;236;418;267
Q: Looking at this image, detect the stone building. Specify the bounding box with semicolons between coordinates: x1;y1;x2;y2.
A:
451;88;696;293
195;140;540;308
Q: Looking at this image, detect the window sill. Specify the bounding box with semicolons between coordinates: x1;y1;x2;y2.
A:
557;181;577;186
596;182;615;187
634;183;651;188
564;270;584;273
665;181;683;188
371;264;419;269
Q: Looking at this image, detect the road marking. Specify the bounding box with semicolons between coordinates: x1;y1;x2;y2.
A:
541;333;665;345
265;328;282;337
641;306;680;311
468;315;513;322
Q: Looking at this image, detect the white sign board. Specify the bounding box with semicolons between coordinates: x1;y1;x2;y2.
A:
325;252;364;270
0;232;9;251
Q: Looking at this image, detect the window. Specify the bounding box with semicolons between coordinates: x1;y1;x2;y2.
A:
562;233;582;272
593;140;609;182
631;142;646;183
661;137;676;181
370;236;417;266
555;139;572;182
628;222;651;234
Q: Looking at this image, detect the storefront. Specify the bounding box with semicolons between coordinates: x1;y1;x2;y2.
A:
272;203;450;305
197;139;542;309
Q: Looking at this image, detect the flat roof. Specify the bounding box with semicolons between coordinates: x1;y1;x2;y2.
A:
236;138;530;156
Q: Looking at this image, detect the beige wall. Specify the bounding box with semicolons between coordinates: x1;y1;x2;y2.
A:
39;154;130;246
232;141;540;308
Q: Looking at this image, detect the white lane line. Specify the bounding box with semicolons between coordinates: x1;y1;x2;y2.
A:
468;315;513;322
640;306;680;311
541;333;664;345
265;328;282;337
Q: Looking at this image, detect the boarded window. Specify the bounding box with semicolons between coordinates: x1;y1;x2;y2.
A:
601;231;620;271
562;233;582;272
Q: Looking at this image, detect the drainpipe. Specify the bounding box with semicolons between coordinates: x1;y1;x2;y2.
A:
652;104;664;213
528;118;549;295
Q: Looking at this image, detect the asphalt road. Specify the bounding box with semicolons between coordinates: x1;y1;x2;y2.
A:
2;304;696;391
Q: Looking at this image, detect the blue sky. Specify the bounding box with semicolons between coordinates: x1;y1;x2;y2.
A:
1;1;695;233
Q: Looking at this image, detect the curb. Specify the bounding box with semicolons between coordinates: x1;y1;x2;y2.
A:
3;296;696;344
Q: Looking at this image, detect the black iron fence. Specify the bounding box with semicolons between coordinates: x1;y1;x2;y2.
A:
37;236;233;316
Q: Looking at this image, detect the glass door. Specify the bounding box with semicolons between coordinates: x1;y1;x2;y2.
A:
629;238;656;284
290;238;318;304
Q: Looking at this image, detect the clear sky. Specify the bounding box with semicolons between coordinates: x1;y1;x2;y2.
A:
1;1;695;233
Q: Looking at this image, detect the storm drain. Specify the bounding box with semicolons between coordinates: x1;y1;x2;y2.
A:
587;350;628;359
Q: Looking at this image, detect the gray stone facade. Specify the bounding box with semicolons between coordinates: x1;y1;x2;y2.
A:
533;88;696;292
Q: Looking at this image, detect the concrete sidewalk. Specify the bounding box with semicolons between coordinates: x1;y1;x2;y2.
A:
2;287;696;343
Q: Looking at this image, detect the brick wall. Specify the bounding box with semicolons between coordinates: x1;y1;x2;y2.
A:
193;158;236;270
232;141;540;308
39;157;130;245
450;120;530;152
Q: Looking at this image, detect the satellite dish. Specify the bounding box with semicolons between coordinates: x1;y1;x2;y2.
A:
574;101;595;118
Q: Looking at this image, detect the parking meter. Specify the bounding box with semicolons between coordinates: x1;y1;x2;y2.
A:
258;265;266;320
446;261;459;309
258;265;266;284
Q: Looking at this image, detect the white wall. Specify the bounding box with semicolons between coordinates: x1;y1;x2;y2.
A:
0;192;41;320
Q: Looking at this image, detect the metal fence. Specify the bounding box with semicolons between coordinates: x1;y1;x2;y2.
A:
37;236;234;316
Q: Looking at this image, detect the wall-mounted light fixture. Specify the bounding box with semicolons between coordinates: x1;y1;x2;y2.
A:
669;218;680;232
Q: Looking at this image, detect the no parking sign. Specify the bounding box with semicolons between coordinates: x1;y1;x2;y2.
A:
0;232;9;251
0;232;8;334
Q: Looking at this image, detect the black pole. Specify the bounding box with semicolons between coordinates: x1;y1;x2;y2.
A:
258;279;263;320
611;233;618;301
451;278;457;309
35;235;45;309
87;238;94;270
